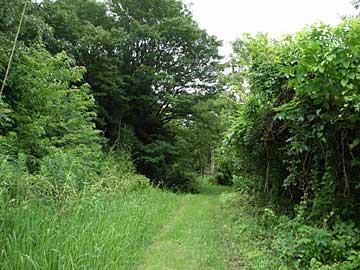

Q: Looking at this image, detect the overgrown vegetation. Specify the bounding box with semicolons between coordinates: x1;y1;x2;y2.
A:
0;0;222;268
1;187;180;270
2;0;360;269
221;190;360;270
221;13;360;270
1;0;223;191
41;0;223;189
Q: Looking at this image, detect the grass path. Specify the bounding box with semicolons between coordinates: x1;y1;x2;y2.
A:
137;185;232;270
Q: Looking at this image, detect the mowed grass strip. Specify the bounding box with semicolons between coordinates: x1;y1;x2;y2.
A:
138;185;231;270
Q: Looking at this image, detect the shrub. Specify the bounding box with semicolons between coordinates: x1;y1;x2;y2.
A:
221;186;360;270
211;171;233;185
119;174;150;192
163;164;200;193
197;175;217;185
214;172;224;184
0;144;148;205
225;18;360;220
219;191;242;208
232;174;259;194
274;217;360;269
39;145;102;199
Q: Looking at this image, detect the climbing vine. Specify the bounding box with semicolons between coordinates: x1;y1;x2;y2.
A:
226;18;360;218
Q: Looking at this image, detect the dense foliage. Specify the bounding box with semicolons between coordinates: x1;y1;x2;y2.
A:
40;0;222;187
0;0;222;191
223;17;360;269
3;0;360;269
0;1;222;268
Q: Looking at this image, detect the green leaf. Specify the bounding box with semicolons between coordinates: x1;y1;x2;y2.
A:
307;114;315;121
350;138;360;149
341;79;348;87
326;54;335;62
351;159;360;168
343;61;350;68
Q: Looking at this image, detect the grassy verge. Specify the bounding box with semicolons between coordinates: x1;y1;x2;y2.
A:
0;188;180;270
219;192;279;270
220;191;360;270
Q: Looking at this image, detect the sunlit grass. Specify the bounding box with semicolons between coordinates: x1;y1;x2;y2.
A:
0;188;180;270
138;184;231;270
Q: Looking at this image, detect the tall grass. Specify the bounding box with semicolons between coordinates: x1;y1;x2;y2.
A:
0;188;179;270
0;148;180;269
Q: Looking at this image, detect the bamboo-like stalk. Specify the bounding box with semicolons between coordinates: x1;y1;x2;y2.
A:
0;0;28;96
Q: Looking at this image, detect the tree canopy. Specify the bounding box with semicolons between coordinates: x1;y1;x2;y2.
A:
1;0;223;188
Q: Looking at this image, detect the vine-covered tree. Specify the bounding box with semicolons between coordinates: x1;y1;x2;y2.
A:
225;19;360;219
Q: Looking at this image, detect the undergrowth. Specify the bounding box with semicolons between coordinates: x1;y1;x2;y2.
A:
0;188;179;270
0;148;180;270
220;188;360;270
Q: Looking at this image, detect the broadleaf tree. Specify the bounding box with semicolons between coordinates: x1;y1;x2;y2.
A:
41;0;223;185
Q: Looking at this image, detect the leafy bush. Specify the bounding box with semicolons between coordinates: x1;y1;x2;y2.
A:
274;217;360;269
214;172;224;184
5;48;101;166
232;174;258;194
39;145;102;198
221;188;360;270
222;19;360;270
197;175;218;185
119;174;150;192
0;97;12;131
225;18;360;219
162;163;200;193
